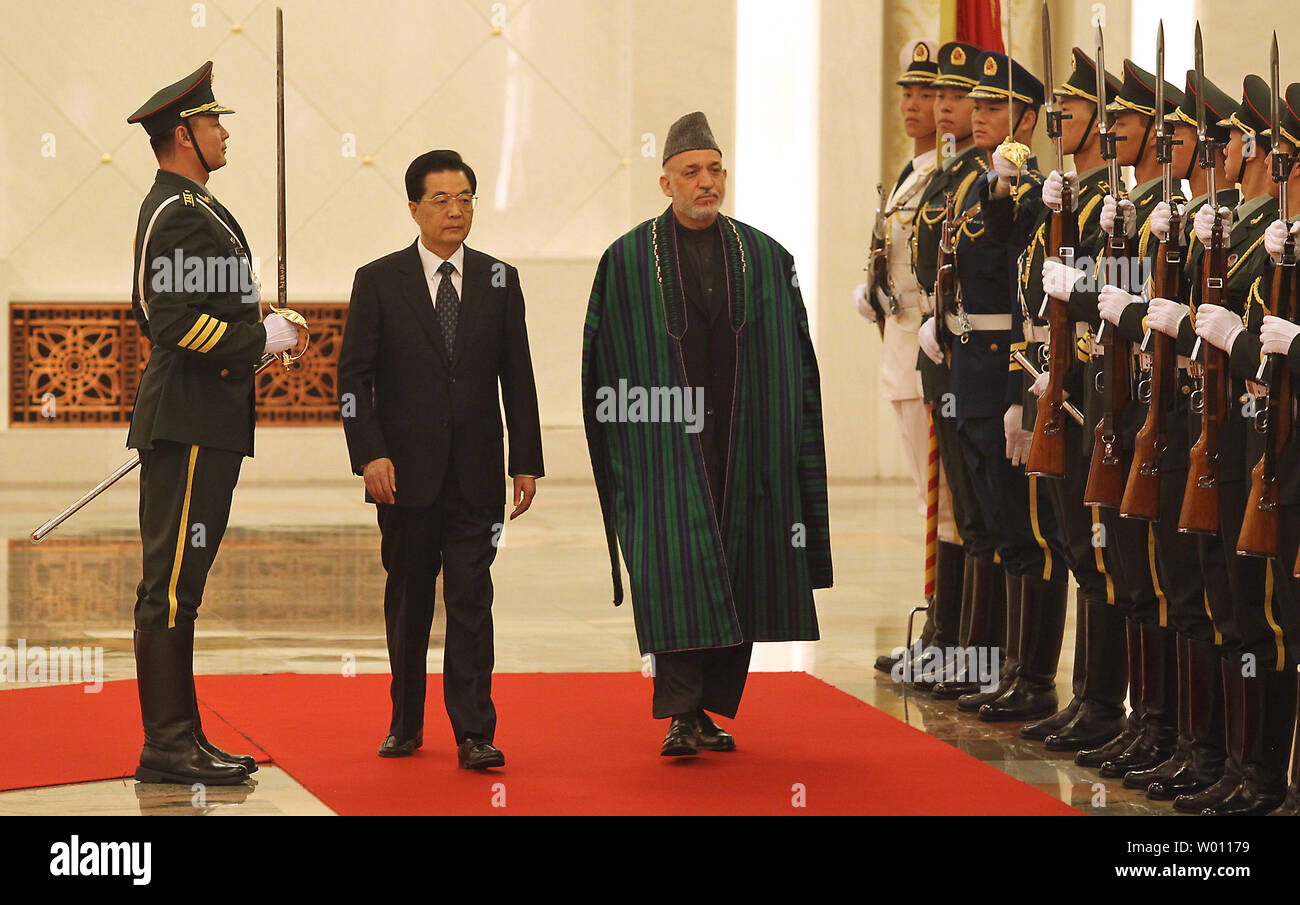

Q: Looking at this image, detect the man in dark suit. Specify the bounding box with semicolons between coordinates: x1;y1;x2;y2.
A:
338;149;544;769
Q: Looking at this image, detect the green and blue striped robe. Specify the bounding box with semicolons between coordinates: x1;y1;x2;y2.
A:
582;206;832;655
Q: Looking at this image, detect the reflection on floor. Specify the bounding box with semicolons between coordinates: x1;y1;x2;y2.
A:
0;477;1171;815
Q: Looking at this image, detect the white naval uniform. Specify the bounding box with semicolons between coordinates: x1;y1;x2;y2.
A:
859;148;957;543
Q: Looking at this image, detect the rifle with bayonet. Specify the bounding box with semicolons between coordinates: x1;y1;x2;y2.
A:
933;191;959;359
1240;33;1296;557
865;182;893;337
1180;23;1227;535
1121;20;1182;520
1026;2;1074;478
1084;22;1131;508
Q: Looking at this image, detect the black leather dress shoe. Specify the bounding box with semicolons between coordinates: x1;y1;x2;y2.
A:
661;716;701;756
378;732;423;758
457;738;505;769
697;712;735;751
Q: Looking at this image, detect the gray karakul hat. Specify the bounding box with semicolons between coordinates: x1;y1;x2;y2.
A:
663;111;721;164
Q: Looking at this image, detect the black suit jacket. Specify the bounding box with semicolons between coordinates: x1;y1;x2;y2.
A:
337;240;544;507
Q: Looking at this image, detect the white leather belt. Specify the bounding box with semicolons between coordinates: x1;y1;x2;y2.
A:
1075;323;1090;341
1177;355;1193;369
1024;324;1049;343
945;313;1013;334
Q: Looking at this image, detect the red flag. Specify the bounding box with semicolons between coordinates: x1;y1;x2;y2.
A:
957;0;1004;52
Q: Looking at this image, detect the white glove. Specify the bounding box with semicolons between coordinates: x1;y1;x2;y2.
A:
853;282;876;321
1146;297;1190;337
992;148;1024;185
919;317;943;364
1264;219;1300;264
1194;304;1244;354
1149;201;1185;242
1098;285;1140;326
1260;315;1300;355
1029;367;1069;400
1004;404;1031;467
262;313;298;354
1194;205;1233;247
1100;195;1137;239
1041;170;1080;212
1042;259;1086;301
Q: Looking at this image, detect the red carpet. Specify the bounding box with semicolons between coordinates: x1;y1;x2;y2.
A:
0;678;269;792
2;672;1077;815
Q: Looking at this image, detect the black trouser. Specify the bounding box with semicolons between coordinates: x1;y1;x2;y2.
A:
958;414;1067;582
1212;480;1288;671
1151;465;1219;641
1044;427;1112;604
134;440;242;631
377;466;502;744
927;360;994;561
652;643;754;719
1276;504;1300;664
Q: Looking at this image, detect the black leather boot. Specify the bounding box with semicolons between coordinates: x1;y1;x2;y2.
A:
1046;599;1128;751
1126;632;1191;792
1268;669;1300;816
1075;616;1143;768
134;625;249;785
1148;636;1226;800
192;681;257;774
1175;659;1243;813
933;556;1004;699
955;570;1019;711
907;540;967;691
979;576;1068;721
1101;622;1178;779
1202;667;1297;816
1022;589;1086;740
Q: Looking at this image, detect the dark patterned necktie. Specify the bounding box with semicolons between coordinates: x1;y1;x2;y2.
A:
435;260;459;356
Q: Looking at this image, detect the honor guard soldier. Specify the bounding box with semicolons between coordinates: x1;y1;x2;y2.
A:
983;49;1126;748
907;41;1005;696
1108;72;1243;802
1167;73;1294;815
919;50;1070;720
1082;59;1190;783
125;62;307;784
861;40;966;681
1259;81;1300;816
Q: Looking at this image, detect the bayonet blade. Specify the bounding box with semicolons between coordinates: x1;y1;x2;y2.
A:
1156;20;1165;137
1272;32;1281;158
1041;2;1054;101
1194;23;1207;141
1095;24;1109;134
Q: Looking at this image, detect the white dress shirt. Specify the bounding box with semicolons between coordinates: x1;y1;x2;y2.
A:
415;238;465;307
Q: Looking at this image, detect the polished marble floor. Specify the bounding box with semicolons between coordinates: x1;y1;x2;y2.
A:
0;475;1174;815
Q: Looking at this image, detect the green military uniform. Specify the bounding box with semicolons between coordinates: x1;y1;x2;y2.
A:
1170;74;1296;816
981;48;1126;747
124;61;268;786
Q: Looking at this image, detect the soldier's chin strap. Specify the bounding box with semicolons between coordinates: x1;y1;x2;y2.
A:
184;119;213;173
1132;112;1156;168
1237;132;1262;186
1073;105;1099;157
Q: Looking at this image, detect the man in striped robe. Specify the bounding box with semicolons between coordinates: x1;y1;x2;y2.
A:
582;112;832;757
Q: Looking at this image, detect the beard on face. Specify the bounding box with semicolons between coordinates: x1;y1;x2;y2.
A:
677;188;722;220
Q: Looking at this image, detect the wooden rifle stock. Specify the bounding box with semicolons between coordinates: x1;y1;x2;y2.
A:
1241;257;1296;556
1026;185;1078;478
1084;231;1132;508
1121;216;1183;520
1179;238;1229;534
